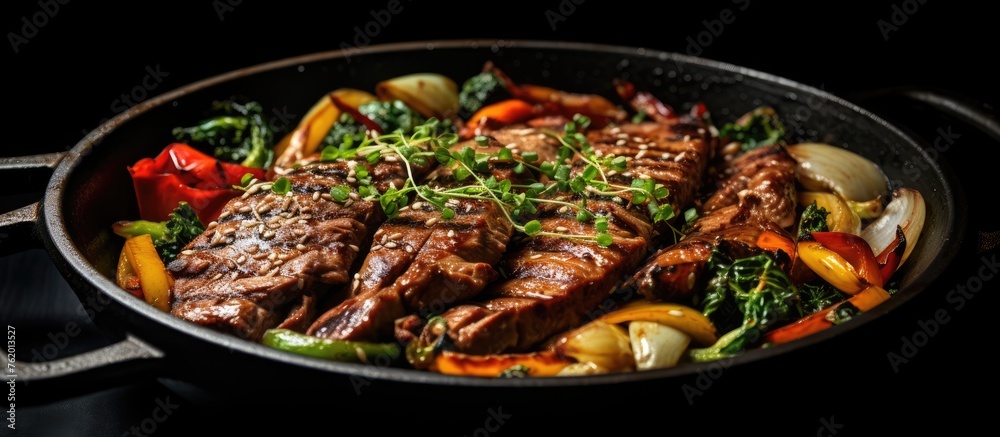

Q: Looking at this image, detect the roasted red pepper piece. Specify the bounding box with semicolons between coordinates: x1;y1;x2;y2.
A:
128;143;265;224
614;79;677;122
330;93;383;134
876;226;907;284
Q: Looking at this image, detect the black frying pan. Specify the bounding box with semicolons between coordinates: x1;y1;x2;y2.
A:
0;40;972;410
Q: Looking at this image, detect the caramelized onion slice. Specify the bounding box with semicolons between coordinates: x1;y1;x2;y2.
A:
547;320;635;372
860;188;926;266
376;73;459;120
629;321;691;370
786;143;889;202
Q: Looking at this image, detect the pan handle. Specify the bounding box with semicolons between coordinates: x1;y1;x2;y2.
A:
0;152;67;256
14;334;167;404
846;87;1000;142
847;86;999;253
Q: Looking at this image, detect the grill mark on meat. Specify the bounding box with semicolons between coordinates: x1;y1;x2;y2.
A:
630;145;798;302
308;129;562;342
421;120;714;354
169;154;433;342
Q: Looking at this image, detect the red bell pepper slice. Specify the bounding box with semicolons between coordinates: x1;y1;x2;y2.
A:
128;143;266;224
876;226;907;284
809;231;883;288
330;93;383;134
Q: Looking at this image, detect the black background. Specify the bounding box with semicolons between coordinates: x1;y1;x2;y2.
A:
2;0;997;435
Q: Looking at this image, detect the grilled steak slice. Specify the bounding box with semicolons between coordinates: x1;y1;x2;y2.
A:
308;129;562;342
630;144;798;302
169;154;433;342
423;119;714;354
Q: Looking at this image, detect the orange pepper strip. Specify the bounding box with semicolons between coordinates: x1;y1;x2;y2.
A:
431;350;573;377
756;230;797;259
764;285;891;345
465;99;537;131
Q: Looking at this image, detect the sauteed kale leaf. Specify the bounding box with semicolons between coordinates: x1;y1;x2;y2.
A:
719;106;787;151
323;100;428;148
798;201;830;238
173;100;277;169
458;71;505;118
693;250;798;360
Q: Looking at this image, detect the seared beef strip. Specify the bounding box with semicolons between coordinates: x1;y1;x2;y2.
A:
308;129;562;342
420;119;714;354
630;144;798;302
169;153;434;342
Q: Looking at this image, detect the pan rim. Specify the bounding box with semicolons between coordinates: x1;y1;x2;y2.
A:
40;39;965;388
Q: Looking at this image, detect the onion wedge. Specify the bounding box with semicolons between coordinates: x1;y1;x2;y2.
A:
546;320;635;372
860;188;925;266
786;143;888;202
376;73;459;120
629;321;691;370
273;88;377;168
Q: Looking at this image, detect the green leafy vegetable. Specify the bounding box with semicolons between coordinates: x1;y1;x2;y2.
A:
271;177;291;195
719;107;786;151
798;200;830;239
112;202;205;263
458;72;505;117
172;100;277;169
796;282;846;316
498;364;531;379
699;250;798;356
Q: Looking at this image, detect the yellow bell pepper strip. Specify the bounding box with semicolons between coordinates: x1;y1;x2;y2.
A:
273;88;378;169
764;285;891;345
115;245;143;299
808;231;883;287
122;234;174;311
262;329;400;363
876;226;907;284
430;350;573;377
796;232;883;295
597;302;719;346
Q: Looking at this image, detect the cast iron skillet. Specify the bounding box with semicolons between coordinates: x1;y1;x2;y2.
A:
0;40;974;405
